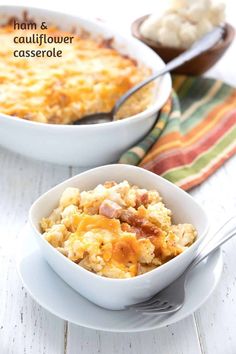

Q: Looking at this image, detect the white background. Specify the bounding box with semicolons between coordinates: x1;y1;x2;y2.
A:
0;0;235;353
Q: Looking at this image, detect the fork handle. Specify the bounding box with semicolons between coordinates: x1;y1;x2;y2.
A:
189;216;236;271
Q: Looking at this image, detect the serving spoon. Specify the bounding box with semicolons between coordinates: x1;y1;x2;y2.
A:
73;26;223;125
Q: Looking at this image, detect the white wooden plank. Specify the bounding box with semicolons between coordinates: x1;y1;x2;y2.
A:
66;316;202;354
0;147;70;354
190;156;236;354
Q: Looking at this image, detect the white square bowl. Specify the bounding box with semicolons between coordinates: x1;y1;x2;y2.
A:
29;164;209;310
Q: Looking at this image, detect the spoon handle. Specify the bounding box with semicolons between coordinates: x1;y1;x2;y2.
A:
188;216;236;271
112;26;223;117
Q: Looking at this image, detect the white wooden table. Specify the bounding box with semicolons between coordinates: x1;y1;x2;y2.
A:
0;1;235;353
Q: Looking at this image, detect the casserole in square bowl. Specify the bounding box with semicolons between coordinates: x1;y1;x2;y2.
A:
29;164;209;310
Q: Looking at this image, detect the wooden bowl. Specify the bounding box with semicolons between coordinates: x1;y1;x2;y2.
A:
131;15;235;75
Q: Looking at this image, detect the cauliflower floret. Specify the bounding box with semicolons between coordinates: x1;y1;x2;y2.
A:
124;188;137;208
79;250;106;273
179;22;198;48
80;181;131;213
147;202;172;227
103;181;117;188
66;239;85;260
59;187;80;209
79;254;105;273
80;184;108;214
160;13;182;31
138;238;155;264
140;14;163;41
158;27;181;48
196;19;213;37
108;180;130;205
106;190;126;206
152;257;162;266
65;230;109;263
40;206;62;231
185;3;206;22
61;204;80;230
43;224;68;248
173;0;211;11
138;263;157;275
61;204;79;219
208;2;225;25
98;262;133;278
148;190;162;204
111;180;130;193
125;186;149;208
89;254;106;272
171;224;197;248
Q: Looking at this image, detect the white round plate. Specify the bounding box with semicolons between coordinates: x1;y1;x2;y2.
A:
16;224;223;333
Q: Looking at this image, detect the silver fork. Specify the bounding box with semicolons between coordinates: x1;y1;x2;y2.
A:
128;216;236;315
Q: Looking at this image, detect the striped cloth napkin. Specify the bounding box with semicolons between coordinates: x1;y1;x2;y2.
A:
119;75;236;190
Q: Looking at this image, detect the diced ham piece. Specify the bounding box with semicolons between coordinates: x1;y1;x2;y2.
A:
99;199;122;219
140;192;149;205
135;192;149;208
120;210;160;237
99;200;161;238
103;181;117;188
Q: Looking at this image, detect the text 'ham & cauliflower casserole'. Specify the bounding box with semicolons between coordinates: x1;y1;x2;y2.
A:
40;181;197;279
0;23;152;124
